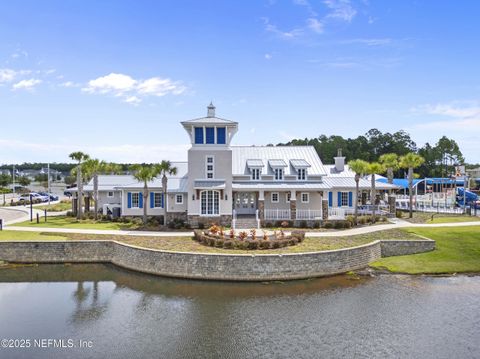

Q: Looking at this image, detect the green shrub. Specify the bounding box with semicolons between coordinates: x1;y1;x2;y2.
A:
323;221;333;229
223;240;234;249
299;220;307;228
313;220;321;228
396;210;403;218
334;221;345;229
198;222;205;230
66;211;74;217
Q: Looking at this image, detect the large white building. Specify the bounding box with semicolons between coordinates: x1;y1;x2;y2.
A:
74;104;397;227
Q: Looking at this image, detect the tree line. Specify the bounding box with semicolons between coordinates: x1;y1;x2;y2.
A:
277;128;466;178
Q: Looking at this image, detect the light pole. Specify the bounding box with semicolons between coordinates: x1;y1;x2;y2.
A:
47;163;51;205
12;165;15;198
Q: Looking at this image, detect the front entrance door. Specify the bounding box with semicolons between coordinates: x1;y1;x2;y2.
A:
234;192;257;215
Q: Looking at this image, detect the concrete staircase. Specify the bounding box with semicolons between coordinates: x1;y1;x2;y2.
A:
234;215;258;229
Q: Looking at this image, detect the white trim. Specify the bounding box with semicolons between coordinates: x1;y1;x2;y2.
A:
301;192;309;203
286;192;291;203
153;192;163;208
206;155;215;179
107;191;114;198
271;192;279;203
131;192;140;208
297;168;307;181
340;191;349;207
175;194;183;204
274;168;283;181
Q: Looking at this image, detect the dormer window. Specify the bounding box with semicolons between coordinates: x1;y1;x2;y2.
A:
274;168;283;181
251;168;261;180
297;168;307;180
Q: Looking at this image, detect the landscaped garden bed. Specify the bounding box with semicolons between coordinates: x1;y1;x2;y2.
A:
194;225;306;250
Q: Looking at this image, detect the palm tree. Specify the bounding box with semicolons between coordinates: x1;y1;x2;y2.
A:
366;162;384;223
157;160;178;226
130;164;162;225
400;152;425;218
379;153;399;184
348;159;369;225
69;151;90;219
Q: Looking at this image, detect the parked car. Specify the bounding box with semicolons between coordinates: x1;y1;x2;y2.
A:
38;192;59;201
18;192;49;203
64;190;72;197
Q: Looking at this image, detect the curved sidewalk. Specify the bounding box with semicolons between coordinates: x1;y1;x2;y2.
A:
1;218;479;238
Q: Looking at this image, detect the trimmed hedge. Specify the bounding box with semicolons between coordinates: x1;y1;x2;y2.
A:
193;230;305;250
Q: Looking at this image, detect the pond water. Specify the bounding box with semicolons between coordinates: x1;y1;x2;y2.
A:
0;264;479;359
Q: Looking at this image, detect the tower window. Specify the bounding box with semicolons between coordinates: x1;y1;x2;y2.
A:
206;156;214;179
194;127;204;144
206;127;215;144
217;127;226;144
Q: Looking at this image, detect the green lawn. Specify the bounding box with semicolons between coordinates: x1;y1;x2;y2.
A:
36;201;72;212
0;228;419;254
13;216;140;230
0;230;68;241
371;226;480;274
402;212;480;224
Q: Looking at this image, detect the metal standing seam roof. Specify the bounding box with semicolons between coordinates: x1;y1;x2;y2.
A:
181;117;238;125
232;146;328;176
290;159;311;168
323;177;400;190
193;180;226;189
246;159;264;167
268;159;288;168
232;182;330;190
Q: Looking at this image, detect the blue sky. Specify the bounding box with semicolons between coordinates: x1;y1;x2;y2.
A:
1;0;479;164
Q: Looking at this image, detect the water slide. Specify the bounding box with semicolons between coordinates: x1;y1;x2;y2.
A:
457;188;479;206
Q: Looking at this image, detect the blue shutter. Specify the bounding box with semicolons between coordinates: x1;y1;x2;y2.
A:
205;127;215;144
150;192;154;208
194;127;203;144
328;192;332;207
217;127;226;144
338;192;342;207
348;192;353;207
139;193;143;208
161;193;164;208
127;192;132;208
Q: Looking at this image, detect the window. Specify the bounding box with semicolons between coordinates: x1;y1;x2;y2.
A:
176;194;183;204
251;168;261;180
301;192;309;203
206;156;214;179
217;127;226;144
107;191;114;198
206;127;215;144
297;168;307;180
194;127;204;144
274;168;283;181
131;192;139;208
341;192;349;207
154;193;163;208
201;190;220;215
286;192;291;203
271;192;279;203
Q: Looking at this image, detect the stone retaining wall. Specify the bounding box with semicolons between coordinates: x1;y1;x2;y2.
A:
0;238;435;281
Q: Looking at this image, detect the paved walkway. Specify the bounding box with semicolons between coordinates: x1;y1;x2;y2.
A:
1;215;479;238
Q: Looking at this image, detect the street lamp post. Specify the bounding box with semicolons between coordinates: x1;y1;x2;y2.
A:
47;163;51;206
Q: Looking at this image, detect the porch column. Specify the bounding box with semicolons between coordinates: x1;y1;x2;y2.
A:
322;199;328;220
258;190;265;222
388;194;396;214
290;190;296;221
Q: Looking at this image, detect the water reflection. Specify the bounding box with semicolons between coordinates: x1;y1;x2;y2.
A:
0;264;479;359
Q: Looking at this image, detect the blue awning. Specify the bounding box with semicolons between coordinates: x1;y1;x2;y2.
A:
377;178;421;189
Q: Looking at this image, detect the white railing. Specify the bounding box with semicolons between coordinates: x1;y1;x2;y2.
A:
328;207;345;220
396;201;463;214
255;209;260;229
296;209;322;220
264;209;291;220
232;209;237;230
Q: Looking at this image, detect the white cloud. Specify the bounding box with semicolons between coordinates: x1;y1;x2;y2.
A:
264;53;272;60
262;17;303;39
83;73;137;94
341;38;392;46
306;18;324;33
409;101;480;162
12;78;42;91
82;72;186;105
0;69;17;83
137;77;185;96
59;81;80;88
123;95;142;106
324;0;357;22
